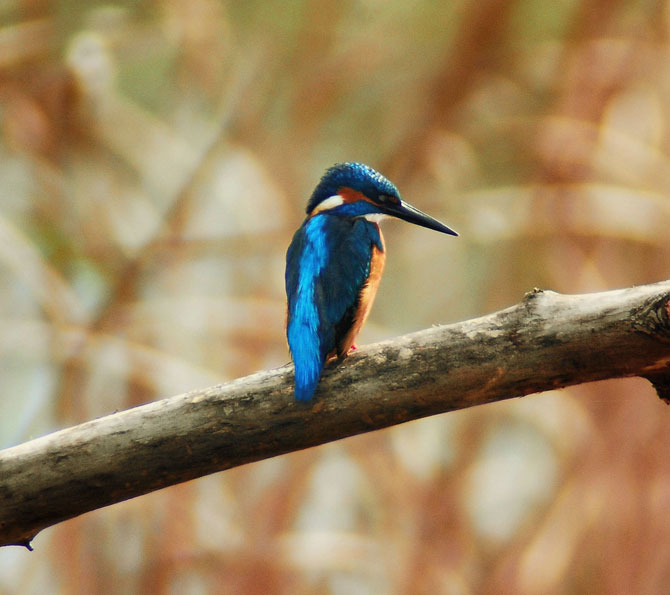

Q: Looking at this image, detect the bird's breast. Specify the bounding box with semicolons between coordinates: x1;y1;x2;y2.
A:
335;224;386;357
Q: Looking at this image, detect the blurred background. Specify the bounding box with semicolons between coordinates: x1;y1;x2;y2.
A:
2;0;670;593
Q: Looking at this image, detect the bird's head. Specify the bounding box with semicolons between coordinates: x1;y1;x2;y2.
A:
306;162;457;236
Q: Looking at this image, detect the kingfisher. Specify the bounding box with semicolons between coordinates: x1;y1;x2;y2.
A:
285;162;457;402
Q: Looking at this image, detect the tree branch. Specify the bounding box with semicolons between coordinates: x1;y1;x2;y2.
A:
2;281;670;549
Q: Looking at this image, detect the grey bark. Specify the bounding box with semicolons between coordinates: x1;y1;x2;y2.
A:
1;281;670;549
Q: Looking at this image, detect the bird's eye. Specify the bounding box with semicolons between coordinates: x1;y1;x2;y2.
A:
379;194;400;205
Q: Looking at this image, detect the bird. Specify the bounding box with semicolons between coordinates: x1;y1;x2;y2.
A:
285;162;457;402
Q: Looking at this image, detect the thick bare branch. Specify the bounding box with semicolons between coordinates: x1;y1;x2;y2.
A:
2;281;670;549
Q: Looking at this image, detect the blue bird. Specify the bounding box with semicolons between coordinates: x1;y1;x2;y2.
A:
285;162;457;401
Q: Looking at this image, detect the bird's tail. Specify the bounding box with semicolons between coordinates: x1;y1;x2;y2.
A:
292;352;324;401
288;324;325;402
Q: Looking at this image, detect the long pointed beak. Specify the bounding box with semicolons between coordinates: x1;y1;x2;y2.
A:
384;200;458;236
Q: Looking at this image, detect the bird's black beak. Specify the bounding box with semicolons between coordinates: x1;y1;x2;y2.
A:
385;200;458;236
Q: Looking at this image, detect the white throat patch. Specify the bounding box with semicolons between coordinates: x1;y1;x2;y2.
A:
363;213;387;223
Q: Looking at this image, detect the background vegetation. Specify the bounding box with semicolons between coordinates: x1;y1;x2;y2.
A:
2;0;670;593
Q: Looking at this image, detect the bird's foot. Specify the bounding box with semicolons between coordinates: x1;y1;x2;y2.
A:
325;344;358;369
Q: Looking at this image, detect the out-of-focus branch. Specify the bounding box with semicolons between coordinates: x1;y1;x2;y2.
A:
2;280;670;550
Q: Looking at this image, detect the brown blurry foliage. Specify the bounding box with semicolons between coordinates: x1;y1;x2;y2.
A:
1;0;670;593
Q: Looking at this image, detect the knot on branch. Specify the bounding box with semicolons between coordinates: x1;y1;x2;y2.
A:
632;292;670;343
522;287;545;301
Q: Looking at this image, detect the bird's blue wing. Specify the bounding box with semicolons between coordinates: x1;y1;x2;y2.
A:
285;216;332;401
286;215;382;401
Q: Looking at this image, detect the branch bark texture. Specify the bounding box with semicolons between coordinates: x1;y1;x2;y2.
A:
2;281;670;548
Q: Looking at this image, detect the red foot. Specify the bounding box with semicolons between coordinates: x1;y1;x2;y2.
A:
326;344;358;368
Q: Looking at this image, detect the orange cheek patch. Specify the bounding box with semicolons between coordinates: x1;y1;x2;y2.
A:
338;186;376;205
